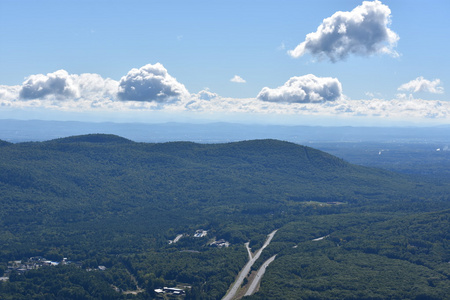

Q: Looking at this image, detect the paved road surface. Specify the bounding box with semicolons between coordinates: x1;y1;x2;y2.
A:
173;234;183;243
245;242;252;260
244;254;277;296
222;230;277;300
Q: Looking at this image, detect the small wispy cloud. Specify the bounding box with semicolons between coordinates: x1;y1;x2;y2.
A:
365;92;375;98
193;88;219;101
398;76;444;94
230;75;246;83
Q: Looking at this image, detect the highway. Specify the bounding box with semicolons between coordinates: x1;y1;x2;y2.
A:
222;230;277;300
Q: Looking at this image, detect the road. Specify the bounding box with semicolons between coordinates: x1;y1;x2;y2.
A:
173;234;183;243
244;254;277;296
222;230;277;300
245;242;252;260
312;235;329;241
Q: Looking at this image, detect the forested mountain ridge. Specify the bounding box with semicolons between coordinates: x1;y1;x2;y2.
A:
49;133;135;144
0;139;11;146
0;135;425;212
0;134;449;299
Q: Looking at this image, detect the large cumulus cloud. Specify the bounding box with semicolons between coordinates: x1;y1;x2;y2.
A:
398;77;444;94
20;70;79;99
288;0;399;62
257;74;343;103
117;63;189;102
19;70;118;100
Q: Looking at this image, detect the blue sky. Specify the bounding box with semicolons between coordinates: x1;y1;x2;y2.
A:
1;0;449;125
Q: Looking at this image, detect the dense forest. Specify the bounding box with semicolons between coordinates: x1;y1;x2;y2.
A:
0;134;449;299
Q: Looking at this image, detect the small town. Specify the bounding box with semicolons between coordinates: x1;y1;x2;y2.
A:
0;256;103;281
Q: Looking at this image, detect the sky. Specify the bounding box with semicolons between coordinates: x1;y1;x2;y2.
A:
1;0;449;126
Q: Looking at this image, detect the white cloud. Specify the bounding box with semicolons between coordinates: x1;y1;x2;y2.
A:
277;42;286;51
230;75;246;83
193;88;219;101
182;94;450;122
76;73;118;98
117;63;189;102
3;67;450;124
398;77;444;94
0;85;21;101
3;88;450;123
288;0;399;62
395;93;413;101
14;63;189;104
19;70;118;101
257;74;343;103
20;70;80;99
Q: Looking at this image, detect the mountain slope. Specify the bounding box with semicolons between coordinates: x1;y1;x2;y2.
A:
0;139;11;146
49;133;135;144
0;136;419;210
0;135;446;257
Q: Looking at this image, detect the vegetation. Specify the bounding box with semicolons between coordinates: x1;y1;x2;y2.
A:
0;134;449;299
248;211;450;299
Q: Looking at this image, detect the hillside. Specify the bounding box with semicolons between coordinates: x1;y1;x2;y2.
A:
0;135;449;299
0;139;11;146
0;136;423;230
49;133;135;144
248;210;450;299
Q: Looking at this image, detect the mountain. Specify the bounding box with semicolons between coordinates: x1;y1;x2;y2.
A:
0;134;449;299
50;133;135;144
0;139;11;146
0;135;420;213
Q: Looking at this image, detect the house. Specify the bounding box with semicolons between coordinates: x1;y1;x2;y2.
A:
43;260;59;266
194;229;208;238
209;239;230;247
163;287;185;295
154;287;186;295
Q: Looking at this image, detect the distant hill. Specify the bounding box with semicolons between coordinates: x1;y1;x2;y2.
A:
3;119;450;179
49;133;135;144
0;139;11;146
